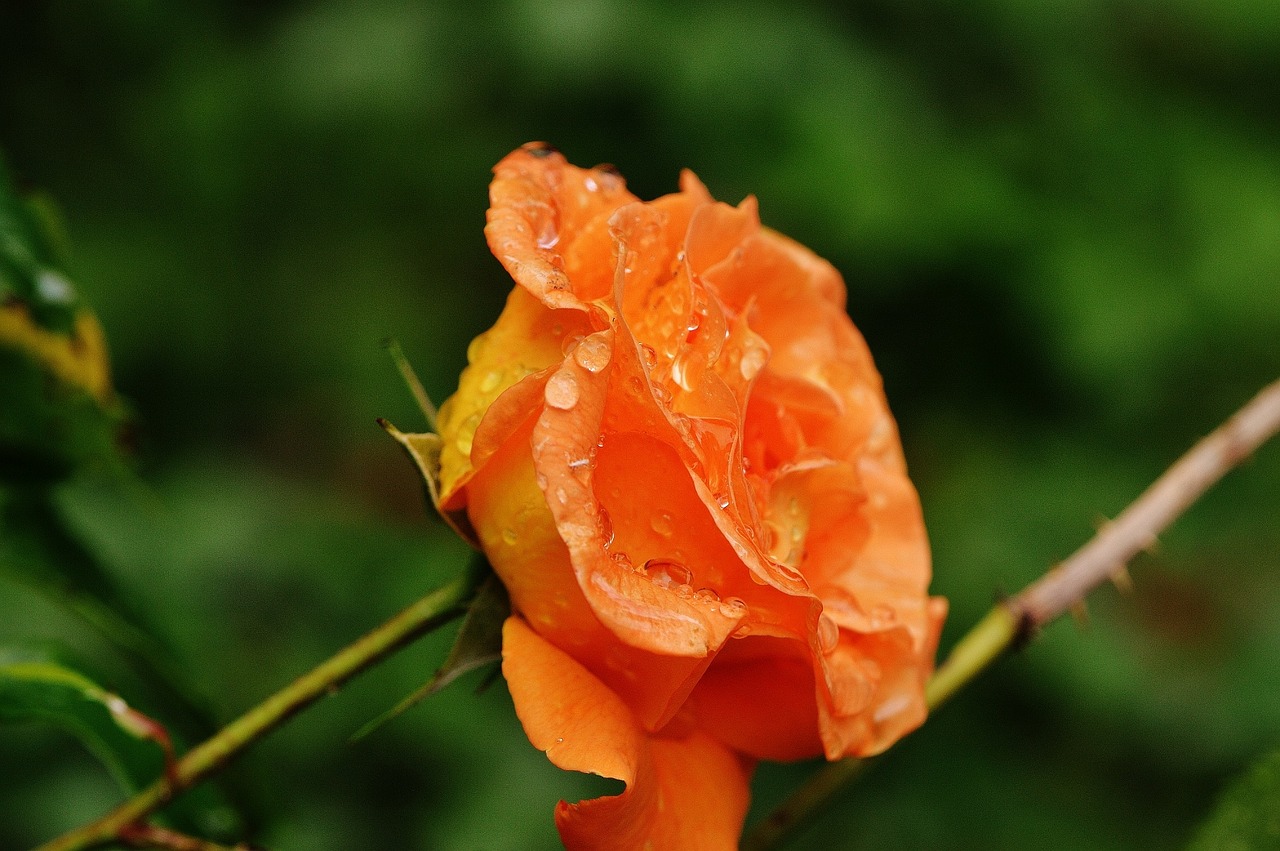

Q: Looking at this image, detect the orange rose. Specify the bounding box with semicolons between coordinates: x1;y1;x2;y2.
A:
436;143;946;849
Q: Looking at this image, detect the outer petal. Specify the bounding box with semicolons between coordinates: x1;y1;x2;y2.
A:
437;285;589;505
503;617;753;851
486;143;637;308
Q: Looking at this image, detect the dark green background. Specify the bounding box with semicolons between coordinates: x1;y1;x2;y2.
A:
3;1;1279;847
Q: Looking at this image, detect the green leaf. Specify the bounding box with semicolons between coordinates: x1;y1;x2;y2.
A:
0;154;81;332
1188;748;1280;851
0;647;244;840
0;648;173;792
352;569;509;741
0;153;126;484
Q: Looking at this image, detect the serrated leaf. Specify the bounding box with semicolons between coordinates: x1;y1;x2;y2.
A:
1188;748;1280;851
378;417;479;546
352;570;509;741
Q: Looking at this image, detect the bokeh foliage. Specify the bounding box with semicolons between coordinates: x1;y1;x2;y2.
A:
2;1;1278;848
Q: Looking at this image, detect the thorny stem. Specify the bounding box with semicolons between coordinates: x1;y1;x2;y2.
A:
744;377;1280;851
36;566;484;851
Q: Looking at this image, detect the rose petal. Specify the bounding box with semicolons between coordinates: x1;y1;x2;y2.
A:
470;409;719;731
487;144;637;309
503;616;752;851
438;285;589;505
688;635;824;762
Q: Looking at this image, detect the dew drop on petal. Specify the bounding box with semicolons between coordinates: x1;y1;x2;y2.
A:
599;507;615;547
694;588;721;605
455;412;482;456
650;511;674;537
817;615;840;655
537;219;560;250
719;596;748;618
739;344;768;381
561;333;586;357
871;604;897;625
639;344;658;369
466;334;488;364
544;371;580;410
644;559;692;590
501;528;518;546
478;370;503;393
574;336;612;373
610;550;633;570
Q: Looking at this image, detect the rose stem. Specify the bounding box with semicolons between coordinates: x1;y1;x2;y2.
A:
744;376;1280;851
36;565;484;851
118;822;251;850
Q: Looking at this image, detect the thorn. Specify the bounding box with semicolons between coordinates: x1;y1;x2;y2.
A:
1142;534;1162;556
1069;599;1090;628
1091;514;1113;533
1110;564;1135;594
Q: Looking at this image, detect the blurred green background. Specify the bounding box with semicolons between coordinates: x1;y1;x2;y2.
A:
2;0;1279;848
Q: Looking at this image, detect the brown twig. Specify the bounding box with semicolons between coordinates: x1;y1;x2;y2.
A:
118;823;254;851
1011;376;1280;629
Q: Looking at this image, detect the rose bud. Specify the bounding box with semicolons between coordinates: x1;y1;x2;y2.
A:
435;143;947;849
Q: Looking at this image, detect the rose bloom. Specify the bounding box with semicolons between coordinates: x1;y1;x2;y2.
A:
435;143;946;849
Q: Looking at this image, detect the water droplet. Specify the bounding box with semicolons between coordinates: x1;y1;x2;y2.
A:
739;344;768;381
733;623;753;637
694;588;721;605
651;511;674;537
574;336;612;373
638;344;658;369
873;694;911;724
670;351;700;391
627;376;645;396
466;334;488;364
455;412;482;455
871;605;897;625
583;175;599;192
674;583;693;598
537;219;560;249
599;508;615;547
817;615;840;655
866;416;892;452
544;371;580;410
502;528;518;545
554;736;565;744
651;384;672;407
644;559;692;590
719;597;748;618
554;487;568;505
715;492;731;510
524;142;559;159
36;270;74;304
561;333;585;357
478;370;503;393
